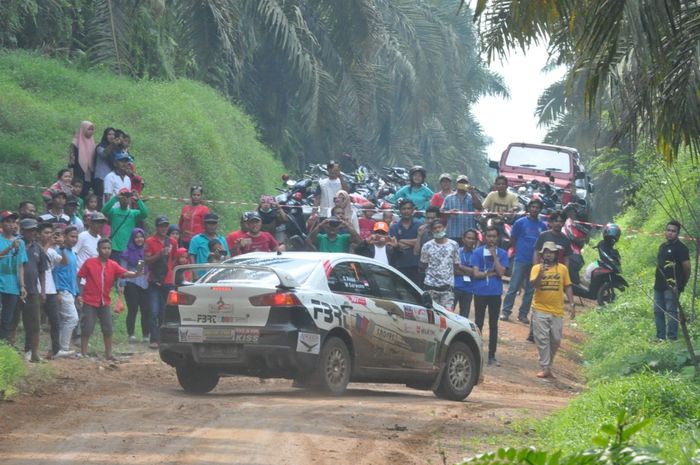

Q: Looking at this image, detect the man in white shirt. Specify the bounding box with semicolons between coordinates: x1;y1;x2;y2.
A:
73;212;107;269
103;152;132;204
314;160;348;217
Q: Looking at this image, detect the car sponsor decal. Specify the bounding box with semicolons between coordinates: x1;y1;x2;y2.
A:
355;314;375;334
202;327;260;343
414;308;429;322
371;323;411;351
403;306;415;320
209;296;234;313
179;327;204;343
296;332;321;354
311;299;342;325
345;295;367;306
416;326;436;337
220;315;250;323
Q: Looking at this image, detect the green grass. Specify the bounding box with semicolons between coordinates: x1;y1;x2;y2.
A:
0;50;286;229
0;341;26;398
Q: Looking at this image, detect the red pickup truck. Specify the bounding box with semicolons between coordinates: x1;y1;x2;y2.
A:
489;142;593;210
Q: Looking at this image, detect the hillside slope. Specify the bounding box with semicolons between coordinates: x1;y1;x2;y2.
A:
0;51;285;229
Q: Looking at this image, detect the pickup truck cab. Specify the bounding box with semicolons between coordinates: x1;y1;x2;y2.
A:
489;142;593;210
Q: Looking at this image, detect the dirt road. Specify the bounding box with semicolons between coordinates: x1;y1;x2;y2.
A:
0;316;584;465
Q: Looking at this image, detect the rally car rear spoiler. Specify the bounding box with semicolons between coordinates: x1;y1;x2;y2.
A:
172;264;300;290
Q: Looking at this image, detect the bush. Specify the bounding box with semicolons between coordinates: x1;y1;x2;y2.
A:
0;341;26;398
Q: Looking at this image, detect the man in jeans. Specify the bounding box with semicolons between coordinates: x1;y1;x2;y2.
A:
53;225;80;357
500;199;547;323
145;216;178;349
653;220;691;341
0;211;27;341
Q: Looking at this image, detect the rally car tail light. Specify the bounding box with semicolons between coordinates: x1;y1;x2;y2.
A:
167;290;196;306
249;292;302;307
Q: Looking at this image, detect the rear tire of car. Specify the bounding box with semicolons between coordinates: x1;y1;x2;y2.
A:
176;364;220;394
434;342;477;401
315;337;351;395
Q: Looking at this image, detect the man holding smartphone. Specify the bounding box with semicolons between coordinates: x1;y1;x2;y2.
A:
145;216;178;349
530;241;575;379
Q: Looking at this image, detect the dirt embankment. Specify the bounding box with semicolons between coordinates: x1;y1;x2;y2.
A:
0;311;585;465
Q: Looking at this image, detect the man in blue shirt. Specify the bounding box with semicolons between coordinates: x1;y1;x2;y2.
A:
0;211;27;341
389;199;423;285
454;228;478;318
470;225;509;366
188;213;229;264
53;225;80;357
500;199;547;323
442;175;482;244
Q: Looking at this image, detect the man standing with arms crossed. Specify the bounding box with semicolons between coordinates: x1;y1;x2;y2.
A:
530;241;575;379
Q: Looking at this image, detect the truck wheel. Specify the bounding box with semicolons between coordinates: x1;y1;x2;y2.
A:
434;342;477;401
176;364;220;394
315;337;351;395
596;282;615;306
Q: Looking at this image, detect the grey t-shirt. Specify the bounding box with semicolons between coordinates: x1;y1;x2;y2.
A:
420;239;460;287
24;242;47;295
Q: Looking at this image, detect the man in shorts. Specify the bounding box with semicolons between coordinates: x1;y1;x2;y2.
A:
77;238;143;359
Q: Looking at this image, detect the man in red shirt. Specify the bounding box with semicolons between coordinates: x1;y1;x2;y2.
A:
429;173;454;208
226;213;248;255
145;215;178;348
77;238;143;359
178;185;210;248
232;212;279;255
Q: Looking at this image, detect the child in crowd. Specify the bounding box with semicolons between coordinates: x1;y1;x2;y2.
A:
71;179;85;218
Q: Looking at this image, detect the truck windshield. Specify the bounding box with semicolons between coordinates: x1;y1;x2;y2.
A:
504;146;571;174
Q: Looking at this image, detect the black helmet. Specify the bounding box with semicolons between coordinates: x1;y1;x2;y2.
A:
409;165;427;179
603;223;621;241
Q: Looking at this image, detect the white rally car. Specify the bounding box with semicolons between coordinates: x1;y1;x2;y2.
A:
160;252;484;401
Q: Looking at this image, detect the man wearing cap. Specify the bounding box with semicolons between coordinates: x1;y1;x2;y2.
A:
39;191;71;225
188;213;229;264
179;185;211;249
145;216;179;348
530;241;574;379
74;212;107;269
441;175;483;245
103;151;132;204
0;211;27;341
308;214;360;253
102;188;148;261
233;212;280;255
64;195;85;233
9;218;47;362
500;199;548;323
355;221;398;266
430;173;455;208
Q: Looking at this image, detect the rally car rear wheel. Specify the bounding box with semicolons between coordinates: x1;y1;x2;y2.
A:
434;342;477;401
316;337;351;395
176;364;220;394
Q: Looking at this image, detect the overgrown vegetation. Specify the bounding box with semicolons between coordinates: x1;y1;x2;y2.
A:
0;341;26;399
0;51;285;229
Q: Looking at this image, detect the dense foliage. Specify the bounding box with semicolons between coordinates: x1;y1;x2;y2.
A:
0;51;285;229
0;0;505;182
0;341;25;399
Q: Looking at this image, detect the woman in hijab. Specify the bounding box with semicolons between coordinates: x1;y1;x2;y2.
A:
68;121;97;196
333;190;360;232
93;127;116;207
119;228;150;342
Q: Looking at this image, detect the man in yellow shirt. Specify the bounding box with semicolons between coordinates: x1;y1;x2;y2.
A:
482;176;519;213
530;241;575;379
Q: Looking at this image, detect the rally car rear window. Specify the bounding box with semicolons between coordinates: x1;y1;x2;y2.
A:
201;257;318;285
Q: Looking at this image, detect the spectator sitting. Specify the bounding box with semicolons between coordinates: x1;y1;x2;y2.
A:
42;168;74;203
233;211;280;255
67;121;96;194
355;221;398;266
64;196;84;233
39;191;71;225
103;151;132;205
94;127;116;206
178;185;210;249
101;188;148;261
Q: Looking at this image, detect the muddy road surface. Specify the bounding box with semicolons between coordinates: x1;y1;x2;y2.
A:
0;315;585;465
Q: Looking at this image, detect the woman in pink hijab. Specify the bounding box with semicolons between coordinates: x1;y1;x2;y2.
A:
68;121;96;196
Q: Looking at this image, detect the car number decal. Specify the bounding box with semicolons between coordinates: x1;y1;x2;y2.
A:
296;332;321;354
311;299;341;325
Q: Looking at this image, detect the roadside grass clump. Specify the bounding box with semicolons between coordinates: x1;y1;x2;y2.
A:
0;341;26;398
0;50;286;230
536;373;700;463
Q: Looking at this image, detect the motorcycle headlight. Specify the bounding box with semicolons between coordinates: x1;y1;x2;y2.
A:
575;188;587;199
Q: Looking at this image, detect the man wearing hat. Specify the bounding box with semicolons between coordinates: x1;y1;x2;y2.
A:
430;173;455;208
74;212;107;269
39;191;70;225
145;216;179;348
530;241;575;379
102;187;148;261
9;218;46;362
232;211;279;255
0;211;27;341
103;151;132;204
188;213;229;264
355;221;398;266
64;195;84;233
441;174;483;245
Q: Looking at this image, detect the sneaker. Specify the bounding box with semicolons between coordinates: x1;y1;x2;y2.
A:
128;335;137;343
143;336;150;343
499;314;510;322
487;357;501;367
55;350;76;358
517;315;530;324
